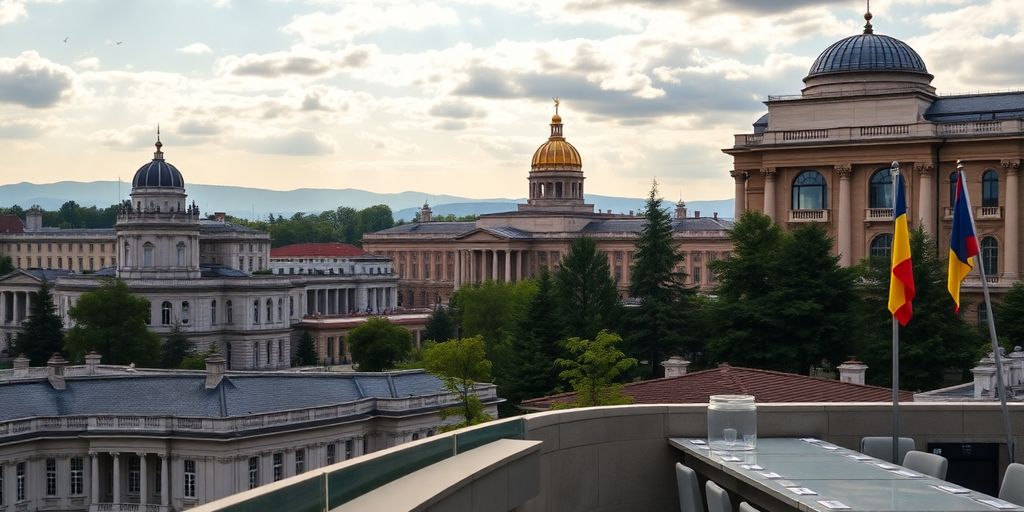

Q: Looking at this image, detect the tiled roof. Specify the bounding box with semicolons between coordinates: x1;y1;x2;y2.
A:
582;217;733;233
0;215;23;234
925;92;1024;122
521;365;914;409
271;243;369;258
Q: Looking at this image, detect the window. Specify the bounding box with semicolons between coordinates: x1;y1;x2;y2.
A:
184;459;196;498
692;266;701;284
89;243;94;253
253;299;260;324
295;449;305;474
248;457;259;489
16;462;25;501
161;301;172;325
252;344;259;366
266;343;271;366
979;302;989;325
272;453;283;482
326;444;337;465
277;341;283;362
870;234;893;261
277;298;283;322
982;169;999;208
239;257;244;271
177;242;187;266
128;456;140;494
949;172;959;206
869;168;893;209
266;299;273;324
143;242;155;267
181;301;191;325
70;457;83;495
211;300;218;325
981;237;999;274
792;170;828;210
345;439;353;459
226;300;233;324
1;465;4;505
46;458;56;496
289;296;294;316
155;460;161;494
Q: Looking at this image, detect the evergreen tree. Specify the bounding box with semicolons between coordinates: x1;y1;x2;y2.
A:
423;336;493;430
0;255;13;275
347;317;412;371
554;330;637;408
995;283;1024;351
554;236;621;340
502;269;564;404
295;330;319;366
64;279;160;366
12;281;65;365
159;324;193;368
423;307;457;342
626;182;694;378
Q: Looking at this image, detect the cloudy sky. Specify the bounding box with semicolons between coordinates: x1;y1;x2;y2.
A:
1;0;1022;202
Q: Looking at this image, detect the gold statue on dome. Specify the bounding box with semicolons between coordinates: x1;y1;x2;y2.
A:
552;97;560;115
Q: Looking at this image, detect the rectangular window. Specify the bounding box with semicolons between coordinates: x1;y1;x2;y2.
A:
45;458;57;496
326;444;336;465
155;460;161;494
78;256;83;270
70;457;84;495
89;257;95;271
16;462;25;501
692;267;701;284
272;453;283;482
100;257;105;267
128;456;140;494
248;457;259;489
345;440;353;459
89;243;94;252
295;449;305;474
0;464;4;505
184;459;196;498
47;257;52;268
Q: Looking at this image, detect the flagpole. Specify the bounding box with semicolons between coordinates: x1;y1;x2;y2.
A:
890;161;901;465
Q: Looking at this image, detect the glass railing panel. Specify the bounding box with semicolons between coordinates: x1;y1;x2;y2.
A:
455;418;525;453
326;436;454;508
220;474;325;512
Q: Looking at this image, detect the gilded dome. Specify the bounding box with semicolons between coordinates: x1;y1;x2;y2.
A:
531;113;582;169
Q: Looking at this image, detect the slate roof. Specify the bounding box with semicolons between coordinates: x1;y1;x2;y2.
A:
807;33;928;78
0;370;452;422
583;217;732;233
199;220;265;234
271;243;369;258
0;214;24;234
368;216;731;239
521;365;914;410
369;222;476;235
753;113;769;135
925;92;1024;123
21;269;72;282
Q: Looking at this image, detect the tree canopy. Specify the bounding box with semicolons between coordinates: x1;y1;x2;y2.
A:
11;281;64;365
159;324;193;369
294;330;319;366
423;336;493;430
502;269;565;404
347;317;412;371
223;204;394;247
63;279;160;366
0;256;13;276
423;307;457;343
554;330;637;408
554;236;621;340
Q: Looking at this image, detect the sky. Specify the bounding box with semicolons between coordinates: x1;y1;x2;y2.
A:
1;0;1023;202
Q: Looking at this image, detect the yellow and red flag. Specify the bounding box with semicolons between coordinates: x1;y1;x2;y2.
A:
888;172;915;326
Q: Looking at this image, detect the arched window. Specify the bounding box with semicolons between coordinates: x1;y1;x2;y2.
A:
176;242;187;266
289;296;294;316
253;299;260;324
870;234;893;261
161;301;172;325
277;340;283;364
982;169;999;208
211;300;218;325
868;168;893;209
226;300;233;324
949;172;959;206
266;299;273;323
277;298;283;322
981;237;999;274
265;342;271;366
143;243;155;267
792;171;827;210
181;301;190;325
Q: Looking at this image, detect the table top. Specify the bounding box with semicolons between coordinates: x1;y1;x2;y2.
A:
669;437;1022;512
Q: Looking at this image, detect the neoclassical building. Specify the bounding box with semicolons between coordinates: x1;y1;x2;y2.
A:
724;10;1024;321
363;108;734;307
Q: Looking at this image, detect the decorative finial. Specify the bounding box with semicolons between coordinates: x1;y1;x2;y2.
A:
154;124;164;160
890;161;899;176
863;0;874;34
552;97;560;116
957;160;965;171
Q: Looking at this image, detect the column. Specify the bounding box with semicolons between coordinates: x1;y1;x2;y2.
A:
25;292;32;319
454;250;462;289
836;164;852;267
354;437;364;456
13;291;21;323
160;455;169;508
731;170;747;218
915;163;935;237
391;287;398;309
90;453;99;505
0;291;6;324
357;287;368;312
504;250;512;282
1004;160;1020;279
469;250;476;284
624;252;631;292
491;250;498;281
761;167;777;222
139;453;148;506
112;452;121;505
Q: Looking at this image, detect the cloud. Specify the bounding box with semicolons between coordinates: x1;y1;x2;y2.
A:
428;99;485;119
283;2;458;45
0;51;75;108
177;118;222;136
178;43;213;55
0;118;49;138
89;125;158;150
218;46;372;78
237;130;335;156
74;57;100;70
0;0;27;25
357;132;422;155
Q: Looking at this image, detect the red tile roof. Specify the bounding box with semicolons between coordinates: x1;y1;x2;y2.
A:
270;243;369;258
0;215;24;234
521;364;914;409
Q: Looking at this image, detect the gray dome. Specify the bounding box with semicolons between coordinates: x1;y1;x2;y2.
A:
132;141;184;188
807;33;929;79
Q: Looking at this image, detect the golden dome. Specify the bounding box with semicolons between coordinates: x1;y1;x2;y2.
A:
531;111;581;169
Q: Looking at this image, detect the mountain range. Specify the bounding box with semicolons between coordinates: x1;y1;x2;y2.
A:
0;181;735;222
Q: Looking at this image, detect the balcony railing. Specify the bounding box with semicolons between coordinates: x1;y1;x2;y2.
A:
978;206;1003;219
864;208;893;222
733;119;1024;147
789;209;829;222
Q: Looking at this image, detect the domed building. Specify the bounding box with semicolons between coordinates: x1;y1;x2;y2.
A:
725;9;1024;322
363;102;734;307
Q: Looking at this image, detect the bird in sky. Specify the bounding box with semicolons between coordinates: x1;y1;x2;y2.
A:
63;36;69;44
115;41;123;45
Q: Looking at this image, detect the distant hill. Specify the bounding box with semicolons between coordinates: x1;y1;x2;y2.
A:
0;181;734;222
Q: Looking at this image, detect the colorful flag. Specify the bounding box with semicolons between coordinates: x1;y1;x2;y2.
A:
947;170;978;312
888;172;915;326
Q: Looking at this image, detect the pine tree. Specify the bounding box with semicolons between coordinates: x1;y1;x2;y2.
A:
423;307;457;342
554;236;621;340
12;281;65;365
295;330;319;366
160;324;193;368
995;283;1024;350
502;269;564;404
0;255;13;275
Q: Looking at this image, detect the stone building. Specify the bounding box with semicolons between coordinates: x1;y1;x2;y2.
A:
0;354;500;511
362;108;734;307
724;9;1024;321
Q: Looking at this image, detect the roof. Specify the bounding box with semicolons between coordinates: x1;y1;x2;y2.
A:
925;92;1024;122
198;220;264;234
369;222;476;236
271;243;369;258
133;155;184;189
521;365;914;409
0;214;23;234
582;217;733;233
807;33;929;79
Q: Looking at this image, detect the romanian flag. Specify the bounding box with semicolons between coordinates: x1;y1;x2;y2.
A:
888;172;915;326
947;171;978;312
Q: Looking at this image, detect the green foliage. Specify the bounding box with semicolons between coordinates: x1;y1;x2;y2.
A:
554;236;622;340
450;280;536;347
63;279;160;366
853;228;982;390
412;211;478;222
423;336;493;430
159;324;193;368
502;269;565;404
179;346;218;370
1;202;120;229
347;317;412;371
12;281;65;365
294;330;319;366
0;255;13;275
995;283;1024;351
554;330;637;408
221;204;394;247
423;307;457;343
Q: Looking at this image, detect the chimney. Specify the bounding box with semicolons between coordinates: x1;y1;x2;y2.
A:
205;354;227;389
214;212;226;222
694;210;701;218
713;212;719;220
47;353;67;390
1009;346;1024;387
25;205;43;231
12;354;29;377
629;210;634;216
420;202;432;223
837;359;868;386
675;200;687;219
85;351;101;375
972;354;997;399
661;356;691;378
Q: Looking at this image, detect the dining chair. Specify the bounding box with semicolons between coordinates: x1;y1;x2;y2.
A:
675;463;702;512
902;450;948;479
705;480;732;512
999;462;1024;506
739;501;760;512
859;436;915;463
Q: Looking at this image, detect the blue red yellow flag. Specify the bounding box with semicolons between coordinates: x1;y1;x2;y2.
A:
888;171;914;326
947;170;978;312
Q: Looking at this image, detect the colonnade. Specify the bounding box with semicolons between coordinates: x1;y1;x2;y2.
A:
0;290;36;324
305;286;398;316
87;451;170;509
452;248;558;288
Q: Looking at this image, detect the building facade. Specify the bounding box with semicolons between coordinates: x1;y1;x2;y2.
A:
724;11;1024;321
363;109;734;307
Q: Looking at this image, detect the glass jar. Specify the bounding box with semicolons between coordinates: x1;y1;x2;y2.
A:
707;394;757;451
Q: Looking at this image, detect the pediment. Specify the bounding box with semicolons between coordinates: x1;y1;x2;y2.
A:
454;229;509;242
0;270;43;286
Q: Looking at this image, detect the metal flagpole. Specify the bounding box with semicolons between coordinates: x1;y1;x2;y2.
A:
891;161;901;465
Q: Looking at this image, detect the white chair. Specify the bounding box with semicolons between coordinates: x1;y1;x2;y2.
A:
999;462;1024;506
739;502;760;512
706;480;732;512
902;450;947;479
675;463;702;512
860;436;915;463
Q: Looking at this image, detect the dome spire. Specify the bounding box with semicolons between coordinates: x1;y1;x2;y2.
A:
863;0;874;34
154;124;164;161
549;97;563;139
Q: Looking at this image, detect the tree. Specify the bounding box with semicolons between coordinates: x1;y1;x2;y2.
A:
347;317;412;371
626;182;695;378
11;281;65;365
64;279;160;366
179;345;218;370
423;336;493;430
450;280;536;349
554;236;621;340
294;330;319;366
423;307;457;343
159;324;193;369
502;269;565;404
554;330;637;408
995;283;1024;350
0;255;13;275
